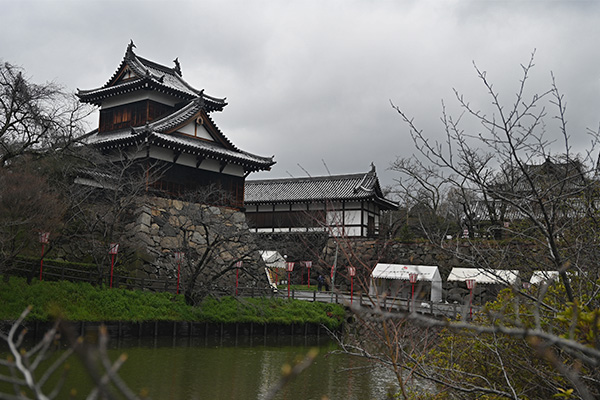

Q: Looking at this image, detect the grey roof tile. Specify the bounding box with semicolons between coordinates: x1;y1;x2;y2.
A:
77;42;226;110
245;166;397;208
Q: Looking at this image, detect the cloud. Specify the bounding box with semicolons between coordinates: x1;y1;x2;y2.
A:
2;0;599;187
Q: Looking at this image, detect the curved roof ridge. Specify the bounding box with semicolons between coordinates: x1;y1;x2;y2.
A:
145;98;205;133
248;172;366;184
136;54;178;77
78;41;227;108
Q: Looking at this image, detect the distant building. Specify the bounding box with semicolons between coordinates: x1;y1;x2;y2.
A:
244;164;398;237
495;157;592;219
77;41;274;209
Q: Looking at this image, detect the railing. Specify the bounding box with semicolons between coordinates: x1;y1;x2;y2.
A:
5;259;181;293
4;260;473;318
4;259;283;298
281;289;473;319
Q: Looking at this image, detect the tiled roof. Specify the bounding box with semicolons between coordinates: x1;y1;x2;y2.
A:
86;126;274;172
78;42;273;173
245;165;398;208
85;97;273;171
77;41;226;111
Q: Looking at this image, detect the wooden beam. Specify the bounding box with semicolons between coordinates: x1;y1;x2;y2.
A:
172;150;181;164
196;155;204;168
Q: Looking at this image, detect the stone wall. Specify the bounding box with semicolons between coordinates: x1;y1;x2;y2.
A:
125;197;269;297
320;239;462;277
319;238;513;303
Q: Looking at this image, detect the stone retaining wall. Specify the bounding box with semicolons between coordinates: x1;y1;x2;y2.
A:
125;197;269;296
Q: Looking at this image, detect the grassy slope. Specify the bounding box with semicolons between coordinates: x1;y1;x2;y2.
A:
0;277;345;329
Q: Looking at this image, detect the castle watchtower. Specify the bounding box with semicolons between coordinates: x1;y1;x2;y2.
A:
77;41;274;208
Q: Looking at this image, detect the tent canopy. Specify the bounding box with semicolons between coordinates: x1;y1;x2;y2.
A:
259;250;286;269
371;264;442;302
447;268;519;285
371;264;442;282
530;270;559;285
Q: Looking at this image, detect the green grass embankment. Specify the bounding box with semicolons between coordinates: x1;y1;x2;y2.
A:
0;277;345;330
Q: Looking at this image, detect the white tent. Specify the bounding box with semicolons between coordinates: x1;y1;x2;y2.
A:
530;270;559;285
260;251;286;269
259;250;286;289
370;264;443;302
447;268;519;285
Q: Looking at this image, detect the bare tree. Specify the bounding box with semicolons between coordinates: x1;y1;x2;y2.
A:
57;145;165;278
0;307;146;400
0;62;92;167
0;160;66;273
170;188;267;304
331;53;600;399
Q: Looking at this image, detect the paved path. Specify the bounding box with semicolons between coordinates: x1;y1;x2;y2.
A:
278;289;473;319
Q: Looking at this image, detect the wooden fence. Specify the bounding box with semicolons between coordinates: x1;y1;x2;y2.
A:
6;259;180;294
4;259;279;297
4;259;469;318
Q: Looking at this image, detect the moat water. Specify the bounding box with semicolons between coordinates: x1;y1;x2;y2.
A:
2;334;399;399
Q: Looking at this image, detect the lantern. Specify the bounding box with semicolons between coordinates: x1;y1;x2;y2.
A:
409;272;418;312
304;261;312;288
466;279;476;319
108;243;119;288
286;262;295;298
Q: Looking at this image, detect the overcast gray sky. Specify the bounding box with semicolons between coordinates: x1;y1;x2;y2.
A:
2;0;600;188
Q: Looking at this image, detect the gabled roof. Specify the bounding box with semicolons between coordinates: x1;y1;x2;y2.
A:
77;41;226;111
245;164;398;209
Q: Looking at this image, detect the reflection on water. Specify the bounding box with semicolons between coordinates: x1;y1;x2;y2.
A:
1;334;398;399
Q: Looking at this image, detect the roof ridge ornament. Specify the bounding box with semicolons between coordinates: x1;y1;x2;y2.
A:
354;164;376;193
127;40;136;55
195;90;205;108
173;57;182;76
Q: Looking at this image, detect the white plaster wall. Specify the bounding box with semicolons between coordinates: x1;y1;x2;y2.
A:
177;122;195;136
176;122;213;141
344;210;361;225
326;210;344;227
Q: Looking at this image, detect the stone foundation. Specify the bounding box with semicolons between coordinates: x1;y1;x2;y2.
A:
125;197;269;296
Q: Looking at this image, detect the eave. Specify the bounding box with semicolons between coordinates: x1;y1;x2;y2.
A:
88;129;274;173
